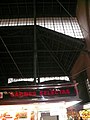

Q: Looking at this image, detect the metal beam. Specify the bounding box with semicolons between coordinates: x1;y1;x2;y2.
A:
33;0;37;83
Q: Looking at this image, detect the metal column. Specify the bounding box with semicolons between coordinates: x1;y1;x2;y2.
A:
33;0;37;83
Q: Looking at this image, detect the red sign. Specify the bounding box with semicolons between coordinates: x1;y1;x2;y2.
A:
0;85;77;100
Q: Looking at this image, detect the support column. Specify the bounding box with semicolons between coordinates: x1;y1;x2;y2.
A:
33;0;37;83
76;0;90;82
70;51;85;80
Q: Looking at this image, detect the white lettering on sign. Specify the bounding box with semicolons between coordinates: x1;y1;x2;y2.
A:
8;78;34;84
8;76;70;84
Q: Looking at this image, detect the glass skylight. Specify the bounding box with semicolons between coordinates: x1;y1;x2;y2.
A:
0;17;83;38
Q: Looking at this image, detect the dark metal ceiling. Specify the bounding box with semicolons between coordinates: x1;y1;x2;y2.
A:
0;0;89;103
0;25;85;86
0;0;86;86
0;0;77;19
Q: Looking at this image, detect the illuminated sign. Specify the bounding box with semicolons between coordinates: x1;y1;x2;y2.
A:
8;76;69;84
0;85;77;100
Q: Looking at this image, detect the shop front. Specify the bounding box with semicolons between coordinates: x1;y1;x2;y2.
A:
0;83;81;120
